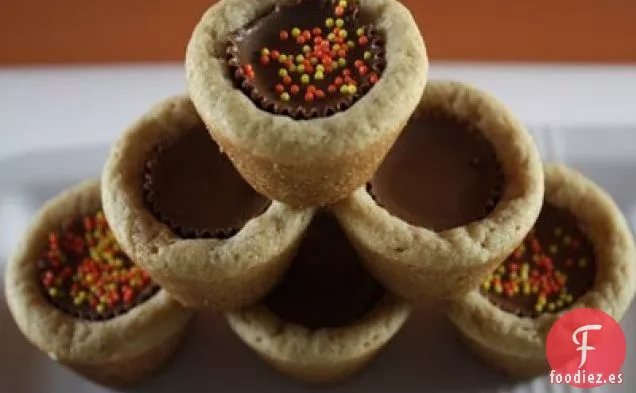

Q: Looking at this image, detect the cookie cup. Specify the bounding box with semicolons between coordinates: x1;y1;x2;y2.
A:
446;164;636;378
332;80;544;302
185;0;428;208
225;294;410;384
101;96;314;310
4;180;194;388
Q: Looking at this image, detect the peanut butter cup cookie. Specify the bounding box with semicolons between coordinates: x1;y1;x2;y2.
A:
101;96;313;310
447;164;636;378
186;0;428;207
332;80;544;302
4;180;194;388
225;210;411;384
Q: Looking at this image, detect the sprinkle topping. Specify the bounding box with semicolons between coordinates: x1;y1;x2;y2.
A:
227;0;385;118
37;210;159;320
481;203;596;317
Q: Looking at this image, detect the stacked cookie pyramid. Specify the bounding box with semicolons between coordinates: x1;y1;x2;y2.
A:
5;0;636;388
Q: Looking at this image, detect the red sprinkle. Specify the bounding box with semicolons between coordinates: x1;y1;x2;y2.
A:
279;31;289;40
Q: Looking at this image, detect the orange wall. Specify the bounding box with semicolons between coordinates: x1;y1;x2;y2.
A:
1;0;635;65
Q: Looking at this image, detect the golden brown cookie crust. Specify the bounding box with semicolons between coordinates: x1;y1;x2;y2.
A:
101;96;314;310
225;294;411;384
332;80;544;302
185;0;428;207
4;180;194;387
446;164;636;378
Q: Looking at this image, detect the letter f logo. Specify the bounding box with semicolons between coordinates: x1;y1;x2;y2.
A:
572;324;603;368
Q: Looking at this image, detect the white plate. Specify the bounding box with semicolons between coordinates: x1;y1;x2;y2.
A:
0;128;634;393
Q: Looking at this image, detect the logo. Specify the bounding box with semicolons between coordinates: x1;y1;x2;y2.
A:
546;308;626;388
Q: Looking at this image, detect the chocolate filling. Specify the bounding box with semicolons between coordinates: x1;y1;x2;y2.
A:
482;203;597;318
227;0;385;119
264;210;384;329
37;211;159;321
143;126;271;238
368;111;504;232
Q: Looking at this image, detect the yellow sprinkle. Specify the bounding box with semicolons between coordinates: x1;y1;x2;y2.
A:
547;303;556;312
579;258;588;268
532;285;539;294
532;254;541;262
521;264;530;281
85;274;94;283
565;295;574;304
496;265;505;274
563;235;571;245
556;299;565;308
549;245;558;254
535;304;544;313
523;282;531;295
494;284;503;294
73;297;83;306
48;287;59;298
554;227;563;237
96;304;106;314
481;281;491;291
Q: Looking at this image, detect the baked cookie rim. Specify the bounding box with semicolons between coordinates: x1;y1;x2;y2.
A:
446;163;636;357
332;79;545;269
100;95;315;282
185;0;429;162
225;292;411;363
3;180;193;364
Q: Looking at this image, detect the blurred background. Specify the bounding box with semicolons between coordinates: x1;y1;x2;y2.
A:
1;0;636;159
1;0;635;64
